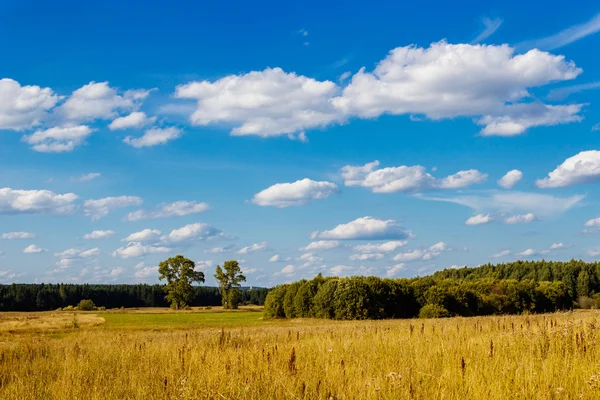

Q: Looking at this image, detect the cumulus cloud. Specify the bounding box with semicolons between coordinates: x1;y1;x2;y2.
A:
352;240;407;253
393;242;448;262
161;223;224;243
83;196;142;220
204;245;235;254
332;41;582;135
278;264;296;275
134;263;157;278
386;263;406;277
0;78;60;130
174;67;341;137
301;240;340;251
420;191;583;218
2;232;36;239
550;242;571;250
251;178;339;207
329;265;353;276
58;81;151;122
465;213;494;225
124;127;183;148
238;242;268;254
341;161;486;193
113;242;171;259
83;230;115;240
536;151;600;188
504;213;536;224
122;229;161;243
108;111;156;130
23;244;46;254
515;248;537;257
585;218;600;227
22;125;94;153
269;254;280;262
0;188;78;215
299;253;324;264
54;248;100;268
125;201;209;221
311;216;412;240
498;169;523;189
349;253;384;261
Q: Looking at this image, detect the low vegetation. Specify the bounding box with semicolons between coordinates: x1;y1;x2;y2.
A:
1;308;600;399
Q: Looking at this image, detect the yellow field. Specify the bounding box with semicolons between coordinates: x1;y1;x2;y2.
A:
1;308;599;399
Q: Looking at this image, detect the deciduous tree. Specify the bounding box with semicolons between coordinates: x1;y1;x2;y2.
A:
158;255;204;309
214;260;246;309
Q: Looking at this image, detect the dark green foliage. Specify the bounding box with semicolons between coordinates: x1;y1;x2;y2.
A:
214;260;246;309
263;260;589;321
0;284;269;311
159;255;205;309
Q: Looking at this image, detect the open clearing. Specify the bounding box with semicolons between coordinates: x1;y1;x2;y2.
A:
1;308;600;399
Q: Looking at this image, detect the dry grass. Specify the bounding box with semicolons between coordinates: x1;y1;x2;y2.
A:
1;310;600;399
0;312;104;334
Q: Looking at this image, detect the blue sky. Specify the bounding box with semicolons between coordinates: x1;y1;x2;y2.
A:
1;1;600;286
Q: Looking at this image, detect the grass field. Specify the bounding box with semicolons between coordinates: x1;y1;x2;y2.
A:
1;308;600;399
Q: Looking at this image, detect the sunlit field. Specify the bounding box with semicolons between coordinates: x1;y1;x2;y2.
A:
1;308;600;399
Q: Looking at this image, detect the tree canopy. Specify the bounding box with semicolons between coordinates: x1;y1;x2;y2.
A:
158;255;205;309
214;260;246;309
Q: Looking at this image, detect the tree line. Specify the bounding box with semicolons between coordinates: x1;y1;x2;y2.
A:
263;259;600;320
0;283;268;311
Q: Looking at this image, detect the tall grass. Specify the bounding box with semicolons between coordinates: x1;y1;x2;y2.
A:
1;311;600;399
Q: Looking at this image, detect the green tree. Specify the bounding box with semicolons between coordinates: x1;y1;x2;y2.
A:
214;260;246;309
158;255;205;309
577;270;591;298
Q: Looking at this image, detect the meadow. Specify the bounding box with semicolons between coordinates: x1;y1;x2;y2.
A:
0;308;599;399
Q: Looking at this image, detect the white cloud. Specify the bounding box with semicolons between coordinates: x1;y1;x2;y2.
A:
134;262;158;278
279;264;296;275
332;41;582;135
109;267;124;277
0;78;60;130
585;218;600;227
238;242;268;254
204;245;235;254
550;242;571;250
393;242;448;262
536;151;600;188
587;249;600;257
490;250;511;258
352;240;407;253
515;248;537;257
504;213;536;224
519;13;600;51
1;232;36;239
0;188;78;215
195;260;213;270
113;242;171;259
22;125;94;153
465;213;494;225
108;111;156;130
471;17;503;43
161;223;224;243
59;81;151;122
329;265;352;276
83;230;115;240
498;169;523;189
349;253;384;261
386;263;406;277
269;254;280;262
125;201;209;221
54;247;100;269
341;161;486;193
421;191;583;218
83;196;143;220
299;253;324;264
251;178;339;207
124;127;183;148
174;67;341;137
23;244;46;254
122;229;161;243
301;240;340;251
593;123;600;132
311;216;412;240
478;103;583;136
73;172;101;182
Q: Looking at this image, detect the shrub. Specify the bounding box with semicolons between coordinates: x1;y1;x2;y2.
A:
419;304;451;319
76;299;97;311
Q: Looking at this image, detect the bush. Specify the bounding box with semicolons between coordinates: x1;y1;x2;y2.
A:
578;296;595;309
76;299;97;311
419;304;451;319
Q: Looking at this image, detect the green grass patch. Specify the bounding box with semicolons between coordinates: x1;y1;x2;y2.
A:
101;310;265;329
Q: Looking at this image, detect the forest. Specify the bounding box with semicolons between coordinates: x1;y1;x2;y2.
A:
264;259;600;320
0;284;269;311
